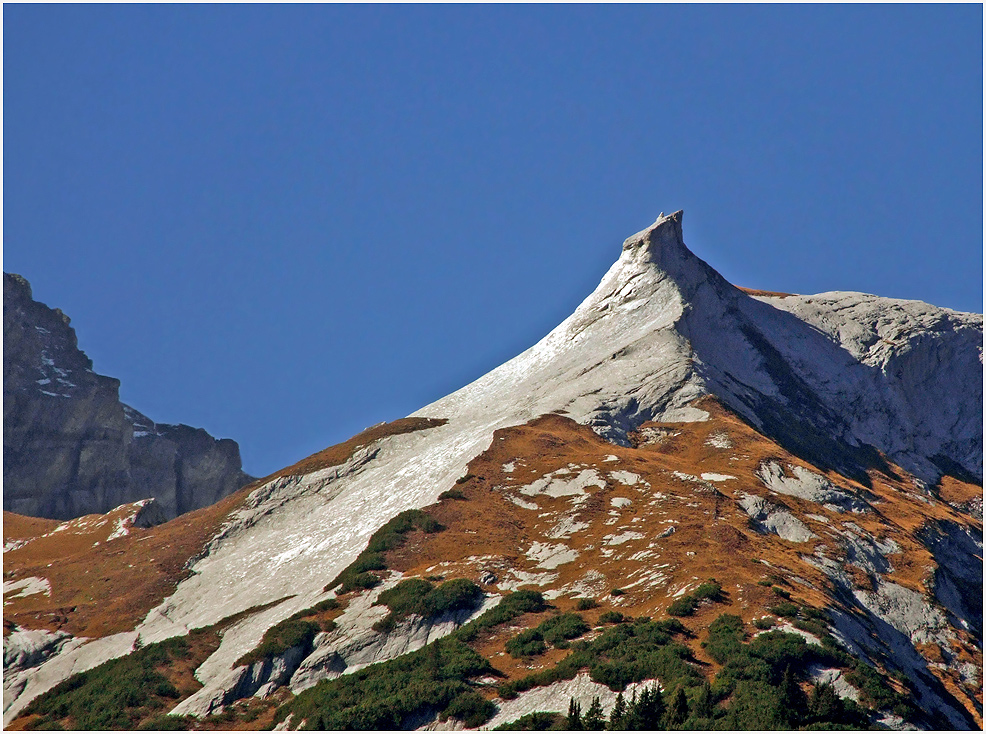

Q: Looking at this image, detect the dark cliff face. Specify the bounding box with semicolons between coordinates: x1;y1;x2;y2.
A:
3;273;253;520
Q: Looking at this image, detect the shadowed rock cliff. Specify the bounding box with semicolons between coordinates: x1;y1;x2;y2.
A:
3;273;253;520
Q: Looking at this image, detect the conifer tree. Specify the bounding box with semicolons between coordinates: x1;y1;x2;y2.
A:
692;681;715;720
607;692;627;731
663;686;689;729
567;698;583;730
583;697;606;730
779;665;807;727
626;686;664;730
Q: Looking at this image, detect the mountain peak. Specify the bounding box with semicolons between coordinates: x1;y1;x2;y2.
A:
608;209;714;301
622;209;684;254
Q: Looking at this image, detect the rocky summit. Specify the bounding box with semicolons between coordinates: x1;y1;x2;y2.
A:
3;272;253;520
2;214;982;731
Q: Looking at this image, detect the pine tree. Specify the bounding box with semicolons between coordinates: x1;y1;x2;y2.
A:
808;681;845;724
583;697;606;730
626;686;664;730
662;686;689;729
607;692;627;731
692;681;715;720
779;665;807;727
567;698;584;730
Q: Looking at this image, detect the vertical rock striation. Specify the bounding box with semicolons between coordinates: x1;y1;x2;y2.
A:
3;273;252;520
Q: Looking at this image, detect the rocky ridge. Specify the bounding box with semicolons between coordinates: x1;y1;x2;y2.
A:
3;214;982;730
3;272;253;520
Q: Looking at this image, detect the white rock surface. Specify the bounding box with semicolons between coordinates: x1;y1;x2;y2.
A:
756;461;868;513
738;494;817;543
481;673;660;730
7;212;981;720
288;585;498;695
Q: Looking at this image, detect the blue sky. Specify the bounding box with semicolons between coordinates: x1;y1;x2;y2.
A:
5;5;982;476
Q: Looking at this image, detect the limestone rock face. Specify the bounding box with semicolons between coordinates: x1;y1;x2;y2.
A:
3;273;253;520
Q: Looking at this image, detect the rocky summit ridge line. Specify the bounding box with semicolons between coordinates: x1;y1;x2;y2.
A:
3;212;982;730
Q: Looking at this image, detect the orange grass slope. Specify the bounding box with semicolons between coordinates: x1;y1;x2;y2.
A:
2;417;448;640
387;398;983;725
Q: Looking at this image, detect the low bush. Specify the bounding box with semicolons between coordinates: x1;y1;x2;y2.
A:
276;637;495;730
373;578;483;632
505;613;589;658
597;611;627;625
767;601;800;619
237;619;320;666
844;662;917;719
441;691;497;728
668;579;724;617
455;473;476;484
493;711;563;730
438;488;467;501
136;714;197;730
575;597;598;611
23;635;196;730
326;510;444;593
499;617;699;700
455;590;548;643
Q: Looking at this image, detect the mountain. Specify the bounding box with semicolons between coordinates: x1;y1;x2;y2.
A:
3;213;982;730
3;272;254;520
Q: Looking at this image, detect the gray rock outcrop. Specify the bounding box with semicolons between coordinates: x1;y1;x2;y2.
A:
3;272;253;520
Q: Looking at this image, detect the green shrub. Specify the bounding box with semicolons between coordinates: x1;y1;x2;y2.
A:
455;474;476;484
506;630;548;658
610;588;625;596
499;617;699;700
597;611;627;625
667;597;697;617
844;662;917;719
237;619;320;666
374;578;482;633
455;590;548;643
441;691;497;728
771;586;791;599
276;637;495;730
752;617;775;630
287;597;342;622
668;579;724;617
575;597;597;611
23;635;196;730
137;714;197;730
326;510;445;593
702;614;746;664
505;614;589;658
439;488;467;501
493;711;563;730
767;601;800;618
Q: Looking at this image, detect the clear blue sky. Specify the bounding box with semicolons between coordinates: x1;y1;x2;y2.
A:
5;5;982;476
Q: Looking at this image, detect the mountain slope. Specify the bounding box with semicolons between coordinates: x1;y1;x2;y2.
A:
3;273;253;520
3;213;981;730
